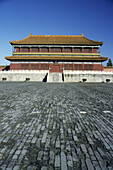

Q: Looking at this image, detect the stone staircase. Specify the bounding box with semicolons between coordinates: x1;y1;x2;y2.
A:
47;73;64;82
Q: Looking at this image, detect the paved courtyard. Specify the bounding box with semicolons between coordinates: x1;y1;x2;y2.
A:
0;82;113;170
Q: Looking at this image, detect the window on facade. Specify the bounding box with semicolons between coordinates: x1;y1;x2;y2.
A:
84;64;93;70
89;64;93;70
31;47;39;52
44;64;49;70
64;64;73;70
64;64;68;70
41;47;49;52
64;48;72;53
84;48;91;53
21;64;29;70
84;64;92;70
51;47;62;52
74;64;78;70
74;48;82;53
41;64;49;70
78;64;83;70
15;47;20;52
22;48;30;52
31;64;39;70
31;64;35;70
84;65;88;70
69;64;73;70
92;48;97;53
36;64;39;70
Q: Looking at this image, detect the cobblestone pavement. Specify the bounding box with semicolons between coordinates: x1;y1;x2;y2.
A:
0;82;113;170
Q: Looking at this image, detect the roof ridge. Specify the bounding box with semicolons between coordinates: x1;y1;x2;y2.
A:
30;34;83;37
9;33;103;46
9;34;84;43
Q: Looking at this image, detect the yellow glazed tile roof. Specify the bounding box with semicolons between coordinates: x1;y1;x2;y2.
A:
9;33;103;45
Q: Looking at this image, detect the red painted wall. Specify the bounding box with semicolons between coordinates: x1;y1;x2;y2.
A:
10;63;103;71
13;47;98;53
93;64;103;71
49;64;63;73
10;63;21;70
92;48;97;53
16;48;20;52
103;67;113;72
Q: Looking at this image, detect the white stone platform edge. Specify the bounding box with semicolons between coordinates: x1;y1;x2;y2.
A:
0;70;113;82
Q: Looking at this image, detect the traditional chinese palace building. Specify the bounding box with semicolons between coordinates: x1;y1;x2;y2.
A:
3;33;112;82
5;33;107;71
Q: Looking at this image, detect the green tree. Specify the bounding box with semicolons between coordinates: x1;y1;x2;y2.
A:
107;58;113;66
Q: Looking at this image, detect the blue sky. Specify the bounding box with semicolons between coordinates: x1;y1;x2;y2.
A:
0;0;113;65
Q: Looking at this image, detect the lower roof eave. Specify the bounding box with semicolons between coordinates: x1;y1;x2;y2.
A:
5;56;108;62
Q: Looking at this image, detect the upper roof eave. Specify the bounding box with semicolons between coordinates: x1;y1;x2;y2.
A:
9;34;103;46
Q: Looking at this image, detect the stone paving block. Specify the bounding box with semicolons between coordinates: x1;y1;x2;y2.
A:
13;165;20;170
107;167;113;170
41;166;47;170
67;154;73;167
86;158;95;170
81;159;87;170
49;150;54;165
43;151;48;161
55;155;60;168
12;155;18;160
0;164;7;170
31;137;37;144
72;151;79;162
73;135;79;142
61;152;67;170
55;138;60;148
27;165;34;170
98;161;108;170
41;130;48;144
37;151;43;161
81;144;87;153
15;150;21;155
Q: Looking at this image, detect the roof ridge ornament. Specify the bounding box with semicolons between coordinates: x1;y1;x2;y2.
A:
81;33;84;37
30;33;32;36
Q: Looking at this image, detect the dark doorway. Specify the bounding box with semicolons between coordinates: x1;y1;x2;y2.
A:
43;73;48;82
62;73;64;82
25;78;30;81
2;78;7;81
106;79;110;83
82;78;87;82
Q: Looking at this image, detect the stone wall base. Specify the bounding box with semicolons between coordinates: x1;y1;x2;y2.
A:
64;71;113;83
0;70;49;82
0;70;113;83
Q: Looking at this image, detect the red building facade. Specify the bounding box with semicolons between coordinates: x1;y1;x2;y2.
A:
5;33;108;72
